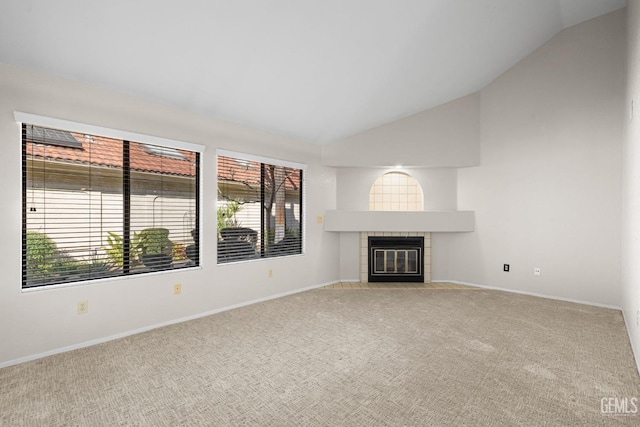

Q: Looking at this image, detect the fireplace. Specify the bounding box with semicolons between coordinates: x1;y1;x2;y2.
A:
360;232;431;283
368;236;424;282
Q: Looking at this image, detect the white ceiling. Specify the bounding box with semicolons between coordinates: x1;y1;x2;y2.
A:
0;0;626;144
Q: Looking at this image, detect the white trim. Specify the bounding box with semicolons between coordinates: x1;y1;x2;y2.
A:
18;110;204;291
431;280;622;310
4;278;628;369
301;169;307;255
14;111;205;153
215;148;306;264
217;148;307;170
215;253;304;267
0;280;338;369
622;309;640;376
21;266;203;293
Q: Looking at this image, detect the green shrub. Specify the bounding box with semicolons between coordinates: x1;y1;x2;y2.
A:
27;231;116;285
102;232;124;267
137;228;172;255
26;231;59;280
217;200;241;237
102;231;142;267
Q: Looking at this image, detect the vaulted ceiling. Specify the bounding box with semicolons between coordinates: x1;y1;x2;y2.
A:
0;0;626;144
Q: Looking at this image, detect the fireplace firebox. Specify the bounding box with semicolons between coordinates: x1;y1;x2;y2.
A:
368;236;424;282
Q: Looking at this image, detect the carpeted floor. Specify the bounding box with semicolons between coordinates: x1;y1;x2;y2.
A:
1;286;639;426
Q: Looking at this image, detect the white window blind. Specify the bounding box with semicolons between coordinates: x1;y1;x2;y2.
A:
22;122;201;288
217;153;303;263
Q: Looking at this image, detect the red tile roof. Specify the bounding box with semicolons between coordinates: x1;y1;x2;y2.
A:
217;155;301;190
26;132;196;177
25;127;301;189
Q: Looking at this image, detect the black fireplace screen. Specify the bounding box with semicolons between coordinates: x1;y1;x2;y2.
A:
368;236;424;282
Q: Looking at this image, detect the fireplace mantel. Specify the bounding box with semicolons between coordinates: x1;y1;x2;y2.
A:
323;210;474;232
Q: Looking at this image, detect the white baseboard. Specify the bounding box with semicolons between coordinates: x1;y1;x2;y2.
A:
2;278;627;370
437;279;637;375
0;280;339;369
431;279;622;311
621;308;640;376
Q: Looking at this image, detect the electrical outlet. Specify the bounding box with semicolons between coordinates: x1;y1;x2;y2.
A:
173;283;182;295
268;269;273;278
503;264;509;272
534;267;541;276
77;300;88;315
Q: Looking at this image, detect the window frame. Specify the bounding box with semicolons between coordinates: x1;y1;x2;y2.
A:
17;112;205;290
216;149;306;264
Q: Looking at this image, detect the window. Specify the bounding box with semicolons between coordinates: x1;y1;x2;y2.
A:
217;151;304;263
21;118;201;288
369;172;423;211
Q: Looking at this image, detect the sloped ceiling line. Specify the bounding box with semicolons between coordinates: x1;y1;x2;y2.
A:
0;0;626;144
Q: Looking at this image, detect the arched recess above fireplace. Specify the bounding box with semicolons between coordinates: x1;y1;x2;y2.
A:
369;171;423;211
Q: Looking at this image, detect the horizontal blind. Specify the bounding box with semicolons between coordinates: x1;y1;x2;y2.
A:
129;142;199;273
22;123;199;288
217;154;303;263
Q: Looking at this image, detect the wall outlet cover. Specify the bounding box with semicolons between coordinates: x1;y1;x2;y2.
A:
77;301;88;314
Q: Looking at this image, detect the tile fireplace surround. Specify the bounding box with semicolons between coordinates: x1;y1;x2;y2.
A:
360;231;431;283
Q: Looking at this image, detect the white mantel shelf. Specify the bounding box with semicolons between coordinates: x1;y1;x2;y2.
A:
323;210;475;232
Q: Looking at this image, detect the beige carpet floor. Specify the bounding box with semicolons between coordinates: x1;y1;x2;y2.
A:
1;286;639;426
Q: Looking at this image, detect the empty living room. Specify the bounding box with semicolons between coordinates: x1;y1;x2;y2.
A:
1;0;640;425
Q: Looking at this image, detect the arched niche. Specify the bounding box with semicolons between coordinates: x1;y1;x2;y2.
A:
369;172;424;211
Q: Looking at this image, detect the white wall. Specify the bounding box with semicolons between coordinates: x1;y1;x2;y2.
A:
0;7;629;367
322;93;480;168
336;167;458;211
331;9;625;306
334;167;458;280
622;0;640;369
445;9;625;307
326;78;474;282
0;63;339;366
